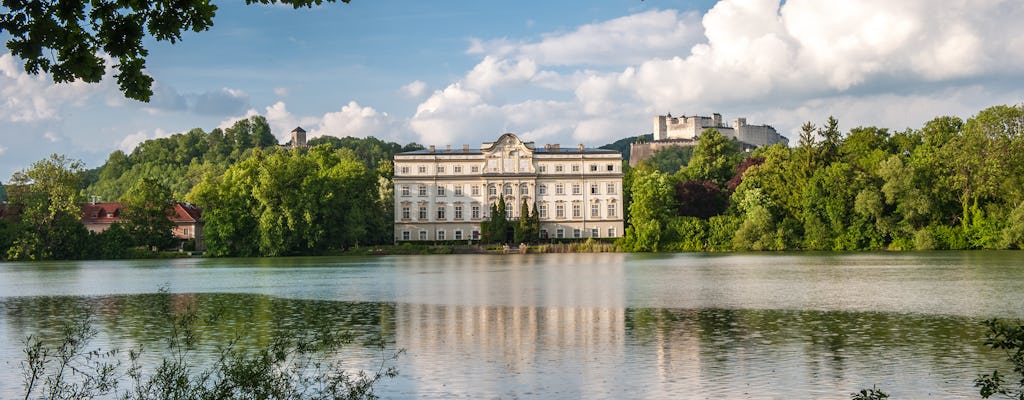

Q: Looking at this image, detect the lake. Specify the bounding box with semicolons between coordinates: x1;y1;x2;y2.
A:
2;252;1023;398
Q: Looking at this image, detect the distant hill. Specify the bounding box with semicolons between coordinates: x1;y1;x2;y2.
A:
598;134;652;164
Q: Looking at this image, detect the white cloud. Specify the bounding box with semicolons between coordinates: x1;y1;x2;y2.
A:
273;87;289;97
0;146;7;156
400;80;427;98
411;0;1024;149
312;101;393;138
469;9;703;66
0;53;116;123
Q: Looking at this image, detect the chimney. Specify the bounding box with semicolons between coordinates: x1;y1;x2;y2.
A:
553;144;560;150
429;145;435;153
463;144;470;152
578;144;584;152
446;144;451;152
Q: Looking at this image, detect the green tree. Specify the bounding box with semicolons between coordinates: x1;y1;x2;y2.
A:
6;154;88;260
684;128;742;185
1;0;351;101
976;319;1024;400
121;177;176;250
624;167;674;251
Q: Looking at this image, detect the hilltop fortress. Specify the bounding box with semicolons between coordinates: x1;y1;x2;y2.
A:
630;113;788;166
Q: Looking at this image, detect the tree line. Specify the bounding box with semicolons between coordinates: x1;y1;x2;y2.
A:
0;118;420;260
622;104;1024;252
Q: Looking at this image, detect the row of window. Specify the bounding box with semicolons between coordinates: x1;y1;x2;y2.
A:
399;201;618;222
399;182;618;197
399;227;618;241
397;163;618;175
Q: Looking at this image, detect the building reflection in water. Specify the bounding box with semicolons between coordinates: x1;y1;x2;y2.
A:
389;253;628;397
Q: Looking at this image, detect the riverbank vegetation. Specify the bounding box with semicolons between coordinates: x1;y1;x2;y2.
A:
18;289;400;400
3;104;1024;259
622;104;1024;252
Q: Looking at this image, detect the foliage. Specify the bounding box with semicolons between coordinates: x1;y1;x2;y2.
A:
626;103;1024;252
5;154;88;260
851;385;890;400
647;145;694;174
188;146;379;256
121;177;176;250
976;319;1024;400
623;167;674;252
482;196;510;244
19;290;399;400
0;0;351;101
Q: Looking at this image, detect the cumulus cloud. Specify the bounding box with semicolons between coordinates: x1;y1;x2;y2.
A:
411;0;1024;148
0;146;7;156
273;87;290;97
0;53;115;123
400;80;427;98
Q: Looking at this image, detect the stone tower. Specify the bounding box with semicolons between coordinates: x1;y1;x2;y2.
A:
290;127;307;148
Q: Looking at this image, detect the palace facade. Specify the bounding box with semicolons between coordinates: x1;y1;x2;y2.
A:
393;133;624;242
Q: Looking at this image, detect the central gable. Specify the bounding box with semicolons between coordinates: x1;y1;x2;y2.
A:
480;133;536;174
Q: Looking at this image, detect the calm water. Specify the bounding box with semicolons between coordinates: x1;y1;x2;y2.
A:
1;252;1023;399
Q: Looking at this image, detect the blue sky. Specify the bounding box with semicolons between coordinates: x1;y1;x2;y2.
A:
2;0;1023;179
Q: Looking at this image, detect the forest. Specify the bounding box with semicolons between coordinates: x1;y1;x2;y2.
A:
1;104;1023;259
623;104;1024;252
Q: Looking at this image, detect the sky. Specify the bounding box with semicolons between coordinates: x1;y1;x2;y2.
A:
2;0;1024;179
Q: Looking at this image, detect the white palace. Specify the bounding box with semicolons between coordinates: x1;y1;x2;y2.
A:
393;133;624;242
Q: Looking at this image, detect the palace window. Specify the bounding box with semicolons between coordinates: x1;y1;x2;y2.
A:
455;230;463;240
437;185;446;196
400;166;409;174
472;185;480;196
607;204;616;218
455;206;463;220
556;229;564;238
402;207;410;219
590;164;598;172
590;184;599;195
472;230;480;240
437;206;446;220
454;185;463;196
520;184;528;195
539;204;547;218
607;164;615;172
572;184;581;195
607;227;616;237
419;207;427;220
607;183;616;195
573;229;581;238
504;185;513;196
418;185;427;196
539;165;547;173
591;203;599;218
419;230;427;240
402;231;410;240
572;204;581;218
556;205;565;218
437;165;445;173
555;165;564;172
401;185;410;196
472;206;480;219
472;166;480;173
538;185;547;195
454;166;462;173
555;184;564;195
418;165;426;173
488;185;497;196
437;230;446;240
572;164;580;172
591;228;599;238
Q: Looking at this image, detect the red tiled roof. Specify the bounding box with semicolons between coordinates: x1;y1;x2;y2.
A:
171;203;202;223
80;202;125;224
